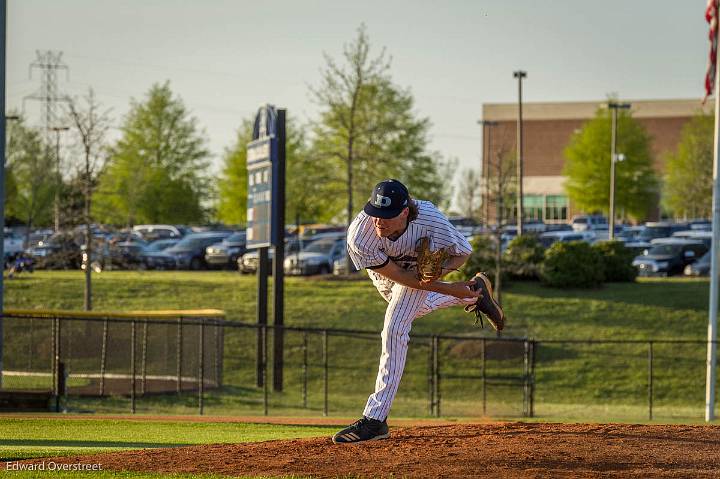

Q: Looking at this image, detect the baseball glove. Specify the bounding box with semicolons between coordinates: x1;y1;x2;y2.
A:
415;237;451;283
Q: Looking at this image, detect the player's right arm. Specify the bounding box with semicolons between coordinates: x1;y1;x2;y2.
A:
371;260;480;299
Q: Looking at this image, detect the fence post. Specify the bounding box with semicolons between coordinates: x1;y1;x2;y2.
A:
55;361;65;412
214;322;222;388
28;317;33;371
428;338;434;416
302;332;308;408
648;341;653;421
530;340;537;418
130;319;136;414
262;325;268;416
51;317;58;396
199;321;205;415
433;336;440;418
482;337;487;416
141;320;148;396
99;318;108;396
176;317;183;394
523;340;530;417
323;330;328;417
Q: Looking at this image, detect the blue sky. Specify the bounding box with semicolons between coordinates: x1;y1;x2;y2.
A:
6;0;709;201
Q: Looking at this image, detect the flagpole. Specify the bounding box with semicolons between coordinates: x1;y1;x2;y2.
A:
706;9;720;421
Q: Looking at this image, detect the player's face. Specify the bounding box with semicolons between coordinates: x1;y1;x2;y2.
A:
373;208;409;237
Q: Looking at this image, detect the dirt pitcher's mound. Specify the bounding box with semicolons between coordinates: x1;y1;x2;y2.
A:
19;422;720;478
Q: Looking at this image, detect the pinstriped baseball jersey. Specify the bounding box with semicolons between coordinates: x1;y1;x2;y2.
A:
347;200;472;274
346;199;475;421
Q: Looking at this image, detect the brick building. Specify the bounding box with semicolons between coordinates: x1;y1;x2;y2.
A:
480;99;712;224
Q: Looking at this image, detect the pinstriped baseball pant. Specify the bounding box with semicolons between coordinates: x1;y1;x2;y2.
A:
363;274;475;421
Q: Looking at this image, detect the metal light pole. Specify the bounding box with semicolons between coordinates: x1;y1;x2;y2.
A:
706;28;720;421
608;102;631;240
478;120;498;226
513;70;527;236
50;126;69;233
0;0;6;389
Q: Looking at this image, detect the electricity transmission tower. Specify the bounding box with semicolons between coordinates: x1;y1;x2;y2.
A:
24;50;71;138
23;50;71;231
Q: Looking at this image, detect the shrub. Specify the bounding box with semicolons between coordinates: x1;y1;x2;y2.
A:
540;241;605;288
592;240;637;282
503;234;544;280
447;234;500;282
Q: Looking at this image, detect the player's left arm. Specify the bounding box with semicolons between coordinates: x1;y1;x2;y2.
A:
442;253;471;277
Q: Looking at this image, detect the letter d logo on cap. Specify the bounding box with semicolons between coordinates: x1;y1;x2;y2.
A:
373;194;392;208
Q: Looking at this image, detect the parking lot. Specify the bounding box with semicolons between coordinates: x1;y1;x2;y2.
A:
4;216;714;278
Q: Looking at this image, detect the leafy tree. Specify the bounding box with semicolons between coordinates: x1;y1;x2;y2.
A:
216;115;331;228
662;112;713;218
311;24;449;224
286;123;338;226
563;105;658;222
95;81;210;226
503;234;544;280
6;115;54;236
216;120;251;226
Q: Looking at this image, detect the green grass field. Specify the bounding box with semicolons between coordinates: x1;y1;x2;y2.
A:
0;418;333;461
2;270;719;422
1;271;719;477
0;416;330;478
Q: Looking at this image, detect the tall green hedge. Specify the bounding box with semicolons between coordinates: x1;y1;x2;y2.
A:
540;241;605;288
592;240;637;282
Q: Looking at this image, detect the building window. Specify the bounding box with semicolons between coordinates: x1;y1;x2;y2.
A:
523;195;544;221
545;195;568;222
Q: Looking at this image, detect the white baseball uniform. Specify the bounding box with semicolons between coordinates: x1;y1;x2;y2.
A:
347;200;474;421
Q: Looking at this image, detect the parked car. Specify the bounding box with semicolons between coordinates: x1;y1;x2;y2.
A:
538;230;594;248
284;237;346;275
523;219;547;234
146;238;180;251
636;222;687;243
586;226;626;243
205;231;247;269
239;239;303;274
448;216;482;237
571;215;608;232
133;224;185;241
333;253;360;275
632;239;708;277
4;229;24;261
671;230;712;249
165;231;233;270
27;233;81;269
685;250;711;276
84;241;147;271
544;223;573;232
615;225;644;243
139;244;178;270
688;219;711;231
26;229;54;249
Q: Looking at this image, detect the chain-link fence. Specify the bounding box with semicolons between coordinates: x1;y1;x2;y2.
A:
1;310;718;420
1;309;224;412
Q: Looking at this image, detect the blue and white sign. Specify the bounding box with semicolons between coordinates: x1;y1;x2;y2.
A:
246;105;279;249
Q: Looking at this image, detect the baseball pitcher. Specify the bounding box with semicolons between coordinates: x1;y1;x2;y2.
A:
332;179;505;444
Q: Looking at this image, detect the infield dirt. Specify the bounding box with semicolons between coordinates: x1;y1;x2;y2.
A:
18;422;720;478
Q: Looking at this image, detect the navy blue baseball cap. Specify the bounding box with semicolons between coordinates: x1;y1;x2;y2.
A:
364;179;410;219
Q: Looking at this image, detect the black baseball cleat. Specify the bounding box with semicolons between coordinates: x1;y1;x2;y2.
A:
332;416;389;444
464;272;506;331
